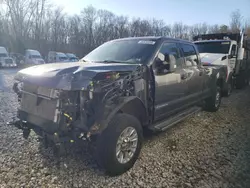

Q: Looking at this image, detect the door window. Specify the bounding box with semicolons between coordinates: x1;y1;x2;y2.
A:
230;44;237;57
180;43;198;66
156;42;183;68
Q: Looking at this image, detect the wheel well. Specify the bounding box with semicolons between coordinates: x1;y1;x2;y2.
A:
119;98;147;126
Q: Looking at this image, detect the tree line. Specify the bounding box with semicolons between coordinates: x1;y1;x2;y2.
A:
0;0;249;58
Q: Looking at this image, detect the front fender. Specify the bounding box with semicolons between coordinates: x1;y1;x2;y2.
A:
93;96;148;134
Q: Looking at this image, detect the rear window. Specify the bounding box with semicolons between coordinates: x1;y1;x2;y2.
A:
180;43;199;66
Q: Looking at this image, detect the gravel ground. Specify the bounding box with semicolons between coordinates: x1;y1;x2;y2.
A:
0;68;250;188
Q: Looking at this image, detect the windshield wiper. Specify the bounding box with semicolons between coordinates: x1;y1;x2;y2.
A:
103;60;124;63
102;60;137;64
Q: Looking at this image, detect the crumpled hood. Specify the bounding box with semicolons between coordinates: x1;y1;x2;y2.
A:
15;61;140;90
199;53;227;65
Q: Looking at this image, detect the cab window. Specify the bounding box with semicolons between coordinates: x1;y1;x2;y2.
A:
156;42;183;68
180;43;198;66
230;44;237;57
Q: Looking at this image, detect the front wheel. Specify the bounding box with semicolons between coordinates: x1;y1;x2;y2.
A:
95;113;143;176
204;86;222;112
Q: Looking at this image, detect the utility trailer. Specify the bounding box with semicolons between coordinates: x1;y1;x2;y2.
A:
193;30;250;94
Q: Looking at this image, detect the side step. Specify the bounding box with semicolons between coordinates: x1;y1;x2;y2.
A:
149;107;201;132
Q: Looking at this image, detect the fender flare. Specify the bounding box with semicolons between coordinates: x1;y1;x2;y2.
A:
97;96;148;133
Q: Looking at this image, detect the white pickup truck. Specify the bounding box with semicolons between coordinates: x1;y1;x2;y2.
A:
193;31;250;96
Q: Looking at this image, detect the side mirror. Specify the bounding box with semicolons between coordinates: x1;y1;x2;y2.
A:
168;54;177;72
154;53;176;75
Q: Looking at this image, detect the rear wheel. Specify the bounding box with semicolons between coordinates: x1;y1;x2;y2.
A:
244;75;250;87
235;73;246;89
204;86;222;112
223;80;233;97
95;113;143;176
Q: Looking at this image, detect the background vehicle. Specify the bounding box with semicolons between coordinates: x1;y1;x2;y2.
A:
10;53;25;67
0;46;17;68
12;37;225;176
20;49;45;67
48;51;69;63
193;30;250;95
66;53;79;62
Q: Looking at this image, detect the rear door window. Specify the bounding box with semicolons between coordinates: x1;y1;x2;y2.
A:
180;43;199;67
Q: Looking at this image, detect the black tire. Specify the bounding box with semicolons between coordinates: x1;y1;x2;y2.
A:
235;74;246;89
244;75;250;87
204;86;222;112
95;113;143;176
223;79;233;97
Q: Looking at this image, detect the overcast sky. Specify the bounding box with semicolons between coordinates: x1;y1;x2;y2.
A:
51;0;250;25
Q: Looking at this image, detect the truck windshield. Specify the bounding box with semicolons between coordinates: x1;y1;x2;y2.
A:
82;39;157;64
31;55;41;59
59;56;68;61
195;41;230;54
0;53;8;57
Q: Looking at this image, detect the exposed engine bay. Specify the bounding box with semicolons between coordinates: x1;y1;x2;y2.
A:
12;65;150;150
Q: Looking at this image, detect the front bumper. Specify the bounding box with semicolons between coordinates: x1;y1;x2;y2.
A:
1;64;17;68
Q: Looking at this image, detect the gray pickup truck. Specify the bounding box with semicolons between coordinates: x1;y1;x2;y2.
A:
12;36;226;176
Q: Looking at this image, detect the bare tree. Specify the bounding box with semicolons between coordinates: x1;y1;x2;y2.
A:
208;24;220;33
190;22;209;38
171;22;189;39
230;9;243;32
242;18;250;37
80;5;97;53
220;24;229;33
0;2;246;58
50;7;67;51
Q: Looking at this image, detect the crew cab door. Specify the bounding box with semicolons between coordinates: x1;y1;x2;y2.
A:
229;42;237;72
179;43;207;105
153;42;187;121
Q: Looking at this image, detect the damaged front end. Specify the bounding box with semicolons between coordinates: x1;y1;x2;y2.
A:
11;63;147;152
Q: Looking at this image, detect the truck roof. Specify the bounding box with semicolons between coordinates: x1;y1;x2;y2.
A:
194;40;231;43
26;49;41;55
110;36;193;44
193;32;246;43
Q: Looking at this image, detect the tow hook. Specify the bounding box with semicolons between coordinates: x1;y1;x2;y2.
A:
7;119;31;139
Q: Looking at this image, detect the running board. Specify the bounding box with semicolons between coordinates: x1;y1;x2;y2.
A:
149;107;201;132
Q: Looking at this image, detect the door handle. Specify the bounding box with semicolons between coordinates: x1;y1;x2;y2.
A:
199;71;203;76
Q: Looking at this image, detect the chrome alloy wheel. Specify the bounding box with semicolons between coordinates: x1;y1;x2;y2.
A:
116;126;138;164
